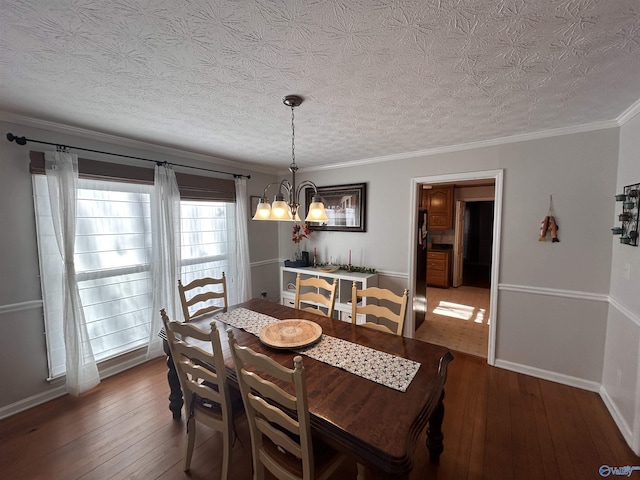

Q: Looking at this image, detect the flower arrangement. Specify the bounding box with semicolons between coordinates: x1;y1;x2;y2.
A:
292;223;310;243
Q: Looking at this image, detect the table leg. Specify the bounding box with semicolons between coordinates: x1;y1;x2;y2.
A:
426;389;445;463
163;339;183;419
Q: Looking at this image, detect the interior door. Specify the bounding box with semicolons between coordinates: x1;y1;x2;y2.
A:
453;200;465;287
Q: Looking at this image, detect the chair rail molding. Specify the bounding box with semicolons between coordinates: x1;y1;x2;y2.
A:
251;258;281;268
498;283;609;303
0;299;42;315
608;295;640;328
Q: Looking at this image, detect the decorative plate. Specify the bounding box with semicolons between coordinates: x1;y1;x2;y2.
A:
259;319;322;349
317;266;339;273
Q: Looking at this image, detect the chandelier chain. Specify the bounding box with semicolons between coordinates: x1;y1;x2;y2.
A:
290;104;295;167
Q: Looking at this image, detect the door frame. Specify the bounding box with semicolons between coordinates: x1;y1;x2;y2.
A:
453;200;466;288
407;169;503;365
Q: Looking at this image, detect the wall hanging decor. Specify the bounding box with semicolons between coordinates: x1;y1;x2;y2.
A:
612;183;639;246
539;195;559;243
304;183;367;232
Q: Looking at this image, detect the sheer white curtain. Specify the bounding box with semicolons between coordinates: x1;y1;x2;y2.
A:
149;164;181;357
234;177;252;302
45;151;100;395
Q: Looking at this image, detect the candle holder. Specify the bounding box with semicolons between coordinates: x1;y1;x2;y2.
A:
612;182;640;246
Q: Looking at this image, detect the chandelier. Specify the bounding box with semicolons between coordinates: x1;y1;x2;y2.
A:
252;95;328;222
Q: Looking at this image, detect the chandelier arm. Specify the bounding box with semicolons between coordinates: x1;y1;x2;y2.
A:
295;180;319;203
279;179;293;203
259;180;294;199
260;181;280;199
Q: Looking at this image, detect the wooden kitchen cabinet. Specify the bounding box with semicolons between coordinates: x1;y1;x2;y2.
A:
427;251;450;288
425;186;453;230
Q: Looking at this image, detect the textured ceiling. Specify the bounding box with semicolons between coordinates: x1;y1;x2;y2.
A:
1;0;640;170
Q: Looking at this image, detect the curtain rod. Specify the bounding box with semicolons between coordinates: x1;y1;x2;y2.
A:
5;132;251;179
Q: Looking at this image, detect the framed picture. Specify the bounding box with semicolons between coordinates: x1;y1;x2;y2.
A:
249;195;261;218
304;183;367;232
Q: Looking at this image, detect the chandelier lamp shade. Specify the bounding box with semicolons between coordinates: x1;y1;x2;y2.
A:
252;95;328;223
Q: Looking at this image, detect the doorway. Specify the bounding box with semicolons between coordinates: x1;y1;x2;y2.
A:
462;200;494;288
408;170;502;365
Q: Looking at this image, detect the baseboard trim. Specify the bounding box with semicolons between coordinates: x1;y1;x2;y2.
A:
0;351;161;420
599;384;636;454
494;359;601;392
0;385;67;420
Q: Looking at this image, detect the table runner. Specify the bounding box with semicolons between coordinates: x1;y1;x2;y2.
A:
216;308;421;392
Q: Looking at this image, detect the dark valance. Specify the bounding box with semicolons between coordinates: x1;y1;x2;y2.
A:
29;151;235;202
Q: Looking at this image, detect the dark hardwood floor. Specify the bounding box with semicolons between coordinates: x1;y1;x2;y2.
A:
1;353;637;479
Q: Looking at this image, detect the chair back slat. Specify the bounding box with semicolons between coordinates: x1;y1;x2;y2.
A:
178;273;228;321
294;273;337;318
351;282;409;336
242;370;298;411
255;416;303;458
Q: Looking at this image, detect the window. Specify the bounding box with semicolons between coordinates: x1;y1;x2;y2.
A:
180;199;239;305
33;175;237;379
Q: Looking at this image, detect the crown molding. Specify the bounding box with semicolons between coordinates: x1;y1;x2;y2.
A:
302;119;620;173
0;111;279;176
1;109;626;177
616;97;640;126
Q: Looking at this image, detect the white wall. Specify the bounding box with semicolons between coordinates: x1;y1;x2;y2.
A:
0;118;278;414
279;128;618;389
601;112;640;455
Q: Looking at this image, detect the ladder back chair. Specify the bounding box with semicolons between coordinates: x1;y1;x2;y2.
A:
227;329;346;480
161;309;235;479
178;272;228;321
294;273;337;318
351;282;409;336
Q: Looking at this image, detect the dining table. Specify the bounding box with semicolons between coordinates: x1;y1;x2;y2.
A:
161;298;453;480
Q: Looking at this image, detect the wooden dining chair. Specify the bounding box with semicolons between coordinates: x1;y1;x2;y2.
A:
294;273;337;318
178;272;228;321
351;282;409;336
161;309;235;479
227;329;346;480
